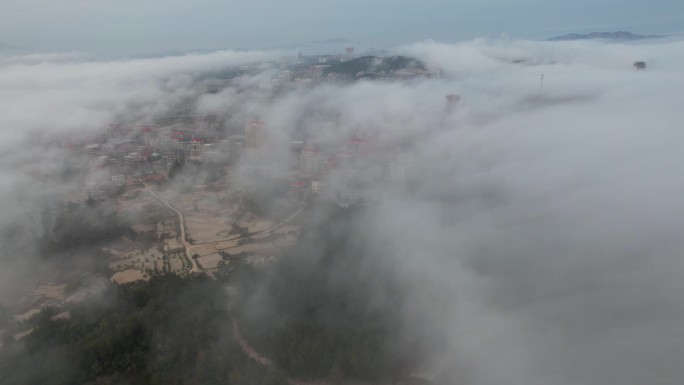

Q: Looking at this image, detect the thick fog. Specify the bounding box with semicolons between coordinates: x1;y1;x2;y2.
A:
0;49;275;300
2;37;684;385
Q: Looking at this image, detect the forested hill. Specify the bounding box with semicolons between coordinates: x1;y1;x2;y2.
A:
231;203;442;383
0;275;288;385
0;203;439;385
323;56;426;77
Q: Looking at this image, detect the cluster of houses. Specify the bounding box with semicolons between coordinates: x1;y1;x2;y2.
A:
63;116;224;199
64;49;433;203
67;113;415;207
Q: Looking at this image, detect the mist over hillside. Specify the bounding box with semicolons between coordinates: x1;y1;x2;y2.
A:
1;37;684;385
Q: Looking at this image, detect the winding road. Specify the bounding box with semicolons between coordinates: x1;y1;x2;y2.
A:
146;187;200;273
146;186;305;273
147;187;339;384
146;187;420;385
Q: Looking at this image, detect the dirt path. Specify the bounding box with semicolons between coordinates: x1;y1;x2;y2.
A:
230;310;272;365
149;189;330;384
225;287;330;385
187;206;306;251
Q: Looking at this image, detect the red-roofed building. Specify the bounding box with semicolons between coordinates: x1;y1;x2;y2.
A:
143;173;167;186
324;154;338;171
290;180;309;200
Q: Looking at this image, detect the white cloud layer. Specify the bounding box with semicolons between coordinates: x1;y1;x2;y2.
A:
2;38;684;384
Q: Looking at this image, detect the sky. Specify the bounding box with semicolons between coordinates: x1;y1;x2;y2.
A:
2;36;684;384
1;0;683;55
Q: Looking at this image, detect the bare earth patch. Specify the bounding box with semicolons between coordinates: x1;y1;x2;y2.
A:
215;240;239;250
197;253;223;271
51;311;71;321
188;244;219;256
14;309;41;322
33;284;66;301
111;269;146;284
14;328;34;341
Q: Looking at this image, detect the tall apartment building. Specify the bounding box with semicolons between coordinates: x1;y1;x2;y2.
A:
300;145;321;173
245;121;266;149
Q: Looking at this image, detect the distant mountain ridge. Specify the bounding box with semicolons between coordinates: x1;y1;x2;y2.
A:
548;31;666;42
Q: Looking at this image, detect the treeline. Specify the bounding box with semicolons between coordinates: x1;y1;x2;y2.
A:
240;177;292;221
4;202;436;384
39;199;133;256
232;203;427;383
0;275;288;385
167;160;226;186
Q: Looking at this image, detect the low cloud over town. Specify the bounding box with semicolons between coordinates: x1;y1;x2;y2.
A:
2;37;684;384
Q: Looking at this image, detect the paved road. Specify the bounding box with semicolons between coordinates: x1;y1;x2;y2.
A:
146;187;200;273
147;189;377;385
146;188;423;384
